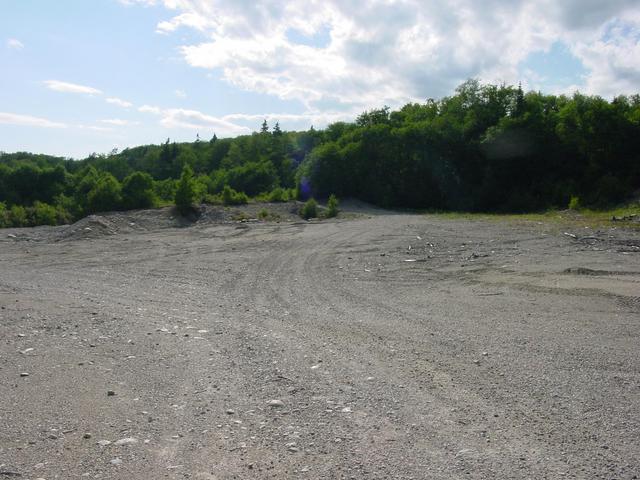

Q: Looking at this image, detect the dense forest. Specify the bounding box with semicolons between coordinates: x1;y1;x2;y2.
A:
1;80;639;227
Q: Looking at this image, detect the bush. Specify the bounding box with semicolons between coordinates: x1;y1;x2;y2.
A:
54;193;81;219
202;193;223;205
175;165;197;215
226;161;277;196
326;194;339;218
154;178;177;202
9;205;27;227
300;198;318;219
568;195;581;210
222;185;249;206
30;201;58;226
122;172;157;210
268;187;288;202
87;173;122;214
258;208;269;220
0;202;8;228
0;202;9;228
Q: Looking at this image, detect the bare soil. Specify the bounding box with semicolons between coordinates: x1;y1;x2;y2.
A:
1;203;639;479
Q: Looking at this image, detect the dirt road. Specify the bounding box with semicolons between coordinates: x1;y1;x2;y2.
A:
1;208;639;479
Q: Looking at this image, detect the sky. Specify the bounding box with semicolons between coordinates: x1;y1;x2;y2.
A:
1;0;639;159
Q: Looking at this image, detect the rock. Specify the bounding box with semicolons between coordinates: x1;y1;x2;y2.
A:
107;390;116;396
83;433;92;439
7;233;17;238
457;448;474;456
19;348;34;354
482;351;488;356
114;437;138;446
20;372;30;377
226;409;236;415
97;440;112;447
110;458;122;465
288;446;299;452
473;360;480;365
267;399;284;408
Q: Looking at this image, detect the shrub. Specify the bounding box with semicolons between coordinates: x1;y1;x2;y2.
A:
300;198;318;219
87;173;122;214
268;187;288;202
30;201;58;226
568;195;581;210
0;202;8;228
122;171;157;210
222;185;249;206
326;194;339;218
9;205;27;227
175;165;196;215
258;208;269;220
154;178;177;202
54;193;81;219
226;161;277;196
202;193;222;205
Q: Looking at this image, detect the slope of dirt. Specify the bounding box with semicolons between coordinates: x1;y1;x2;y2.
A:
1;208;639;479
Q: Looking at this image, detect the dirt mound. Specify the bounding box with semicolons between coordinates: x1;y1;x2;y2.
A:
197;202;302;224
55;215;119;240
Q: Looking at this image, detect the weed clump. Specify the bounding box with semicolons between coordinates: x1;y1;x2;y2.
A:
300;198;318;219
222;185;249;206
326;194;339;218
568;195;581;210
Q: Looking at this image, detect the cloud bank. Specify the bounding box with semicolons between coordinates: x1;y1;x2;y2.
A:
133;0;639;110
0;112;67;129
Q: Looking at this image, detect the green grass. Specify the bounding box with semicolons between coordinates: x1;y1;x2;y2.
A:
429;203;640;230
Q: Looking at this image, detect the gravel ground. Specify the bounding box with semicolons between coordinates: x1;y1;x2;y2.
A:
1;205;639;479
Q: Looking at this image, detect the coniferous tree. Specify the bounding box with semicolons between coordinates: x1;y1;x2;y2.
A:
174;164;196;215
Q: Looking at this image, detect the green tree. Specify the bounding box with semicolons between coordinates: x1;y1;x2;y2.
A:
87;173;122;213
326;194;339;218
175;164;196;215
122;171;157;210
300;198;318;219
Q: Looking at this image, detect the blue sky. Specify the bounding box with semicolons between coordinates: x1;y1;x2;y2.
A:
1;0;639;158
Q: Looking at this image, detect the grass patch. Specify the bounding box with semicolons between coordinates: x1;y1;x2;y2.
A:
429;203;640;231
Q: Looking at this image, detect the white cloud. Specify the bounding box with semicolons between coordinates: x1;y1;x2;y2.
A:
569;21;640;96
160;108;250;134
175;89;187;98
117;0;158;6
43;80;102;95
0;112;67;128
136;0;639;108
7;38;24;50
137;104;250;135
100;118;141;126
138;104;162;114
157;12;216;34
106;97;133;108
77;124;113;132
222;111;356;129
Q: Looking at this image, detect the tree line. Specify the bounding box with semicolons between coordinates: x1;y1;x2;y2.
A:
1;80;639;227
